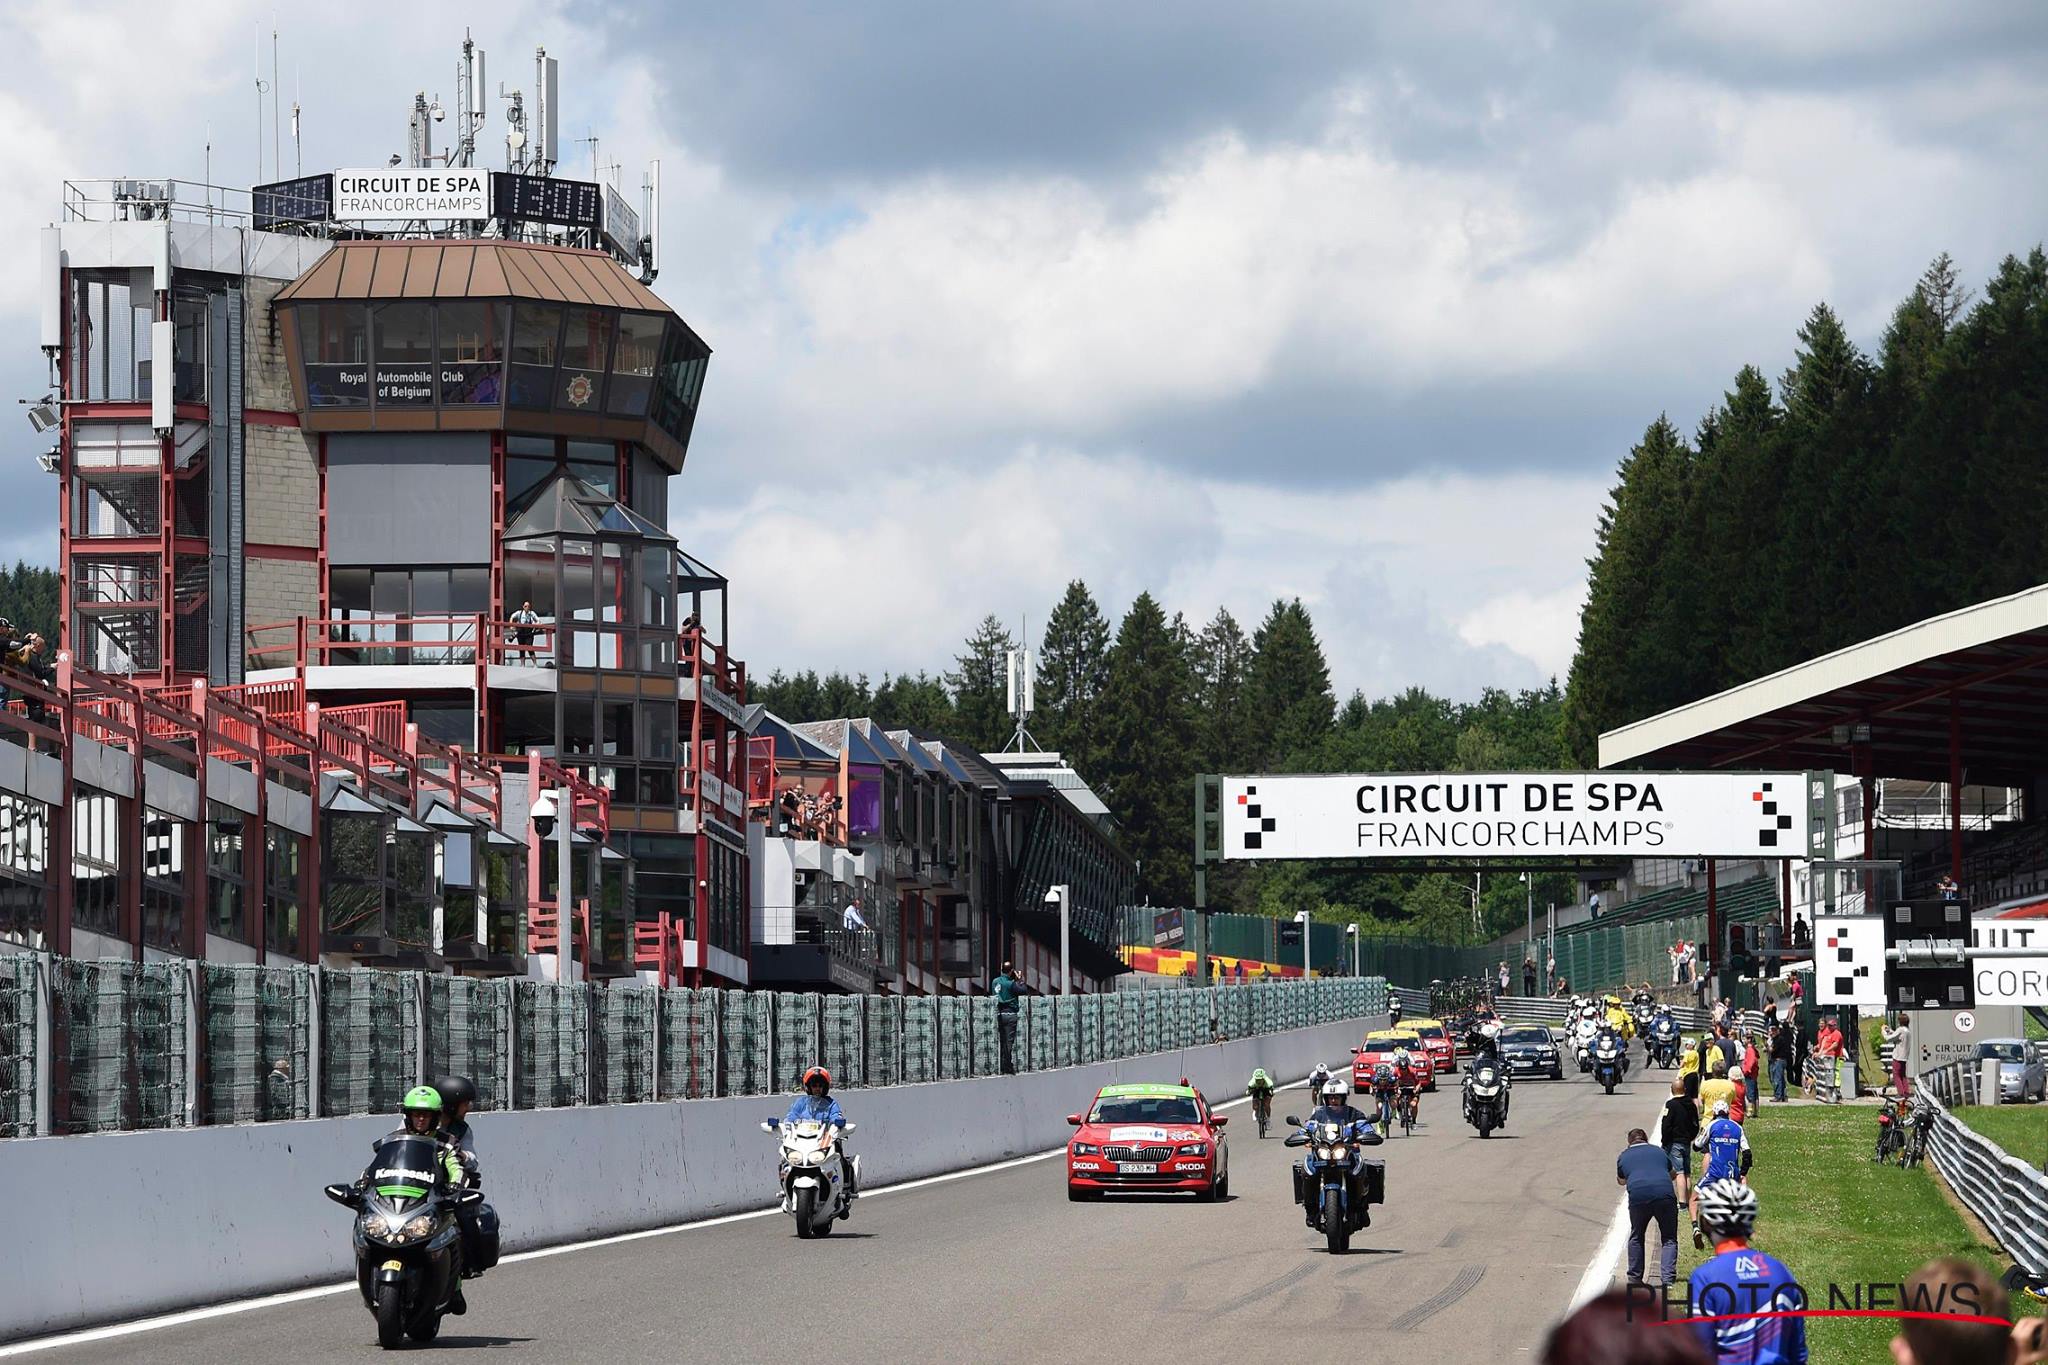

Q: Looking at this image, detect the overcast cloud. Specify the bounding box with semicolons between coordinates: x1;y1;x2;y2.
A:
3;1;2046;698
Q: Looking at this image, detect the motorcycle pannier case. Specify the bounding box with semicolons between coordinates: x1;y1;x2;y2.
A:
1361;1159;1387;1206
473;1202;502;1272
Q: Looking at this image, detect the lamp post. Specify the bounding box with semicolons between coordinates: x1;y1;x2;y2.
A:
1294;909;1311;979
531;788;574;984
1346;922;1359;977
1046;884;1071;996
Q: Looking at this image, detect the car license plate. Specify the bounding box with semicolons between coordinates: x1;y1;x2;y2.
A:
1118;1162;1158;1174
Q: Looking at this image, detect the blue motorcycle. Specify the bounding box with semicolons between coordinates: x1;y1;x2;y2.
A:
1284;1113;1386;1253
1591;1029;1628;1094
1646;1014;1681;1068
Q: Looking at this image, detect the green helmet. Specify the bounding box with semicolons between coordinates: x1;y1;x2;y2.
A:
402;1084;444;1114
1250;1068;1272;1083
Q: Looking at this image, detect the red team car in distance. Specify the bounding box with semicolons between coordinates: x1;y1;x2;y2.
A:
1353;1029;1433;1092
1066;1081;1230;1201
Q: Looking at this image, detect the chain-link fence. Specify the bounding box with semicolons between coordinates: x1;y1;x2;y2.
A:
0;953;1386;1138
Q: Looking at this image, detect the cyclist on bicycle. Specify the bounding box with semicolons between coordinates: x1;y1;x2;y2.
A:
1369;1060;1399;1130
1392;1047;1425;1128
1246;1068;1275;1132
1307;1061;1334;1109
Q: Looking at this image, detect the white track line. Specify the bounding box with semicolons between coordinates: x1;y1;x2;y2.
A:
1569;1077;1685;1311
0;1070;1324;1357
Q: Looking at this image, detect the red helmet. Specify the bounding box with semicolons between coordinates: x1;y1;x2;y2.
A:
802;1066;832;1093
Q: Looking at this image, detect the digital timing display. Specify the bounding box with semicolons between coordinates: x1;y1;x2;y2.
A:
492;173;603;230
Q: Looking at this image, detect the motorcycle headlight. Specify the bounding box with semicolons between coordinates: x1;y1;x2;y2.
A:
1071;1142;1098;1155
1177;1142;1208;1156
400;1214;438;1242
1314;1145;1333;1160
1329;1144;1349;1160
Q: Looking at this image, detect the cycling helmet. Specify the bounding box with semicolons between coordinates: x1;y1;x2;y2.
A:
1393;1047;1412;1066
430;1074;477;1108
1712;1098;1731;1117
1695;1179;1758;1238
801;1066;832;1093
1321;1079;1349;1102
1250;1068;1272;1085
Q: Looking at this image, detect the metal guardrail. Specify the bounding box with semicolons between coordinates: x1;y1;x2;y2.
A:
0;951;1387;1138
1917;1061;2048;1272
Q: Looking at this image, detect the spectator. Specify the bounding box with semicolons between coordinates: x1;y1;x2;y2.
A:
1618;1126;1682;1286
1936;873;1961;903
1814;1016;1845;1102
992;961;1022;1074
1698;1061;1739;1124
1711;997;1730;1029
1660;1077;1699;1211
1889;1257;2010;1365
1554;975;1571;998
1768;1018;1793;1103
1540;1292;1710;1365
1725;1066;1747;1124
1741;1035;1761;1112
1883;1013;1913;1099
263;1057;294;1122
507;600;542;663
1694;960;1712;1008
841;900;868;932
1524;956;1538;997
1547;949;1557;982
1788;972;1805;1008
1498;961;1511;1000
1790;916;1811;949
2014;1315;2048;1365
1590;891;1603;919
1669;942;1683;986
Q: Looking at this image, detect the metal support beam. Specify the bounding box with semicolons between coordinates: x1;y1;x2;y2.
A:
1950;696;1965;881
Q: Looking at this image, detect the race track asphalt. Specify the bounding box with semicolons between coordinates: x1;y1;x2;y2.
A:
21;1049;1675;1365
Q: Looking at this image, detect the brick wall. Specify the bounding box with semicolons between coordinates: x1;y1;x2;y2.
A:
242;557;317;668
244;424;318;548
244;278;299;413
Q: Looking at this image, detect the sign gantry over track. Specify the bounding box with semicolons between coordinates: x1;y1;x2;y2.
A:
1216;771;1813;862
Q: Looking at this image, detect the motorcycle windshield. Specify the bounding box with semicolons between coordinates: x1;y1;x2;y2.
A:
368;1137;444;1201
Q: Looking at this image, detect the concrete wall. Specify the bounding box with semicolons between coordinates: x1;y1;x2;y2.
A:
0;1013;1381;1342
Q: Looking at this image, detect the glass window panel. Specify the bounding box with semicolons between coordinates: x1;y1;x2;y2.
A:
371;303;435;408
602;703;636;759
302;303;369;407
508;305;564;410
639;546;673;631
505;455;557;512
607;314;664;417
637;767;676;808
642;704;675;762
437;301;505;406
558;308;614;412
449;567;488;613
172;293;208;403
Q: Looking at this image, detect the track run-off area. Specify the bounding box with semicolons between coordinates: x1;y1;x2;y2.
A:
12;1051;1669;1365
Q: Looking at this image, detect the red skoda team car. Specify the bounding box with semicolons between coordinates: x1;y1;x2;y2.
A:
1406;1018;1458;1077
1066;1081;1230;1201
1352;1029;1431;1092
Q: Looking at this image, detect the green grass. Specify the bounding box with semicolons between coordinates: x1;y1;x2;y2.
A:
1950;1104;2048;1170
1674;1105;2038;1363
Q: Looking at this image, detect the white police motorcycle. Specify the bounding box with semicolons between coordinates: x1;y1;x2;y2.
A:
762;1115;859;1238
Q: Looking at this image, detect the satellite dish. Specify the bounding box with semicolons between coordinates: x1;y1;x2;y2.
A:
507;129;526;150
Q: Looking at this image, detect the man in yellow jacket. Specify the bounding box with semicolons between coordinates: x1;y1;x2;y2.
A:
1604;995;1636;1041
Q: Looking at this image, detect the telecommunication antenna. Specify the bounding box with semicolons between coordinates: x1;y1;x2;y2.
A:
1003;632;1039;753
639;159;661;284
533;47;559;176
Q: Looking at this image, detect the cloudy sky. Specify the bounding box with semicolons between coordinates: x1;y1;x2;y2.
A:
5;1;2046;699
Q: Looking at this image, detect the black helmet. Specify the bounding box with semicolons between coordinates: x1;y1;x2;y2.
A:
431;1074;477;1107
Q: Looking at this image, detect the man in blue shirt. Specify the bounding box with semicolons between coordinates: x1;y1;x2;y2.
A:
992;962;1022;1074
1616;1126;1679;1285
1688;1180;1806;1363
784;1066;857;1207
1691;1098;1751;1247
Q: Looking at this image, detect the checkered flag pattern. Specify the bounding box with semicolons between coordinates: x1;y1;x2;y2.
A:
1237;784;1276;852
1753;780;1795;850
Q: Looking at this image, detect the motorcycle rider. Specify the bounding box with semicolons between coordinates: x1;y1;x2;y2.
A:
366;1085;470;1314
431;1074;490;1283
1298;1077;1379;1227
785;1066;857;1208
1388;994;1404;1026
1462;1020;1509;1127
1604;994;1636;1043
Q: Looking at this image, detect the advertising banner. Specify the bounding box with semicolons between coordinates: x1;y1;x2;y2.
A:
333;169;490;222
1969;921;2048;1006
1220;771;1808;861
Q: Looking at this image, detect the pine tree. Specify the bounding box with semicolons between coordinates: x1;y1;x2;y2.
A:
1097;592;1197;904
945;615;1016;752
872;672;957;734
1033;580;1111;775
1246;600;1335;769
1192;607;1256;773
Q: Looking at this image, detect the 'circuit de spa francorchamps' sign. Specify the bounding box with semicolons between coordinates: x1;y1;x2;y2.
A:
333;168;491;222
1220;771;1810;860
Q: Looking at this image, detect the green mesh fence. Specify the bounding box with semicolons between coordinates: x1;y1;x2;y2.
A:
968;997;999;1076
594;988;656;1105
937;997;972;1080
821;995;865;1089
201;964;311;1123
425;977;510;1112
721;990;771;1096
900;996;937;1083
658;988;719;1100
1115;993;1143;1059
1051;997;1078;1068
1;953;38;1137
514;981;588;1109
1022;996;1054;1071
1216;984;1251;1041
770;993;820;1093
55;959;188;1133
321;967;418;1119
1139;992;1164;1054
1076;994;1102;1065
863;995;901;1089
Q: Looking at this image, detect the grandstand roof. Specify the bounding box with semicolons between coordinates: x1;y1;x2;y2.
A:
1599;583;2048;786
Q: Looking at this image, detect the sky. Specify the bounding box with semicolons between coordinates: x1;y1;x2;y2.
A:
4;1;2046;701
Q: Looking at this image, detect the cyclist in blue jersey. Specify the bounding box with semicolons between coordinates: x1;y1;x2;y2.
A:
1687;1180;1806;1363
1690;1098;1751;1247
